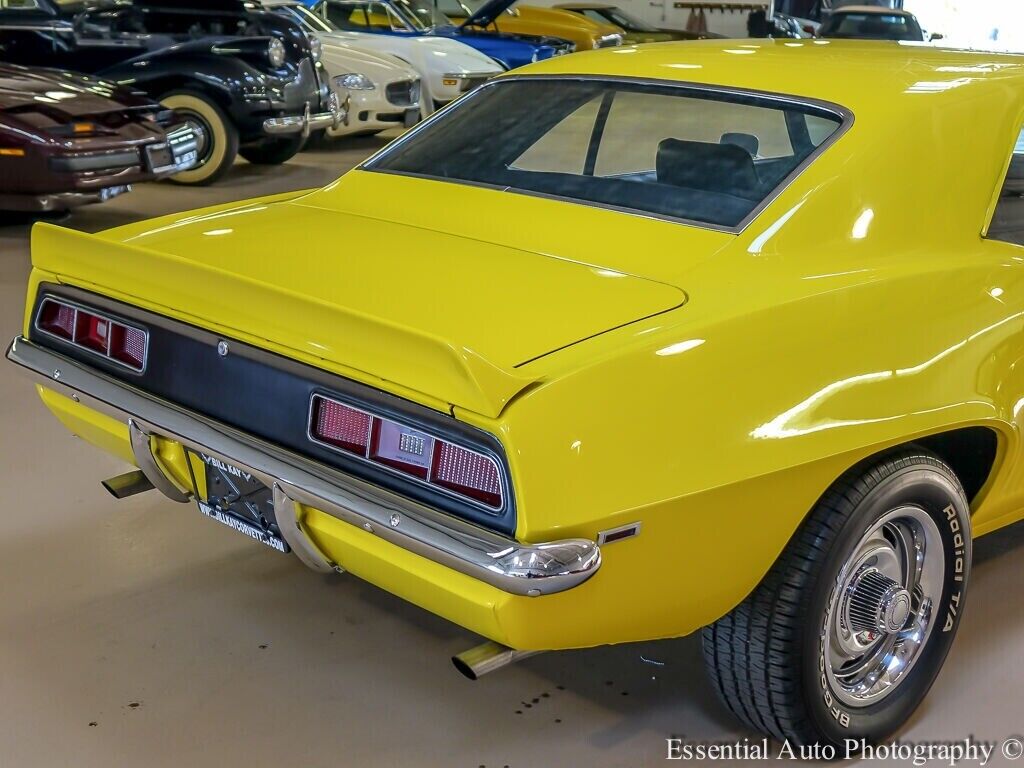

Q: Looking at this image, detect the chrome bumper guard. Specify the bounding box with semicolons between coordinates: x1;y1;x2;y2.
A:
6;337;601;596
263;93;345;138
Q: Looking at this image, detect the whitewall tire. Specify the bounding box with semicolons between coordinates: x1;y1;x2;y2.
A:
160;91;239;186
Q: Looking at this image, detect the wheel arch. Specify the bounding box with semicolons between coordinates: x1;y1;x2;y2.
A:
909;425;1002;507
144;76;235;112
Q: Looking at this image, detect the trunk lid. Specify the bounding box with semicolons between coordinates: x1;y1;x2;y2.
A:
32;191;688;416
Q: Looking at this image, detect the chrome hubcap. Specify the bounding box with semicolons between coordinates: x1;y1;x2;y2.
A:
824;506;944;707
178;112;211;167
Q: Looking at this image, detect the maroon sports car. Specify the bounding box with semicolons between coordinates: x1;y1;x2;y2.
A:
0;64;197;212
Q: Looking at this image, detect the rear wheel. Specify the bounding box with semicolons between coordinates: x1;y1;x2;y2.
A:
701;449;971;748
238;135;305;165
160;91;238;186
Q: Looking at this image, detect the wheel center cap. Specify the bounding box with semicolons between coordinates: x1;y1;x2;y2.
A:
847;568;912;635
882;589;912;633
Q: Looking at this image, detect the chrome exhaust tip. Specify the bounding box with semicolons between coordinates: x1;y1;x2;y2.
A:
452;641;540;680
102;469;155;499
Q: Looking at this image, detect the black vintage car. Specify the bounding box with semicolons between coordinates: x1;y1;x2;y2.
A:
0;0;342;184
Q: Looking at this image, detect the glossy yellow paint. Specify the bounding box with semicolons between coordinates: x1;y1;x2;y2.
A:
21;41;1024;650
449;4;622;50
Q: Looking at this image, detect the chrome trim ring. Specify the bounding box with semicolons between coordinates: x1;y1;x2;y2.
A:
7;337;601;597
823;506;944;707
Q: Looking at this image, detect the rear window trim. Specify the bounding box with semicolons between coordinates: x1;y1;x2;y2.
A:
361;74;855;235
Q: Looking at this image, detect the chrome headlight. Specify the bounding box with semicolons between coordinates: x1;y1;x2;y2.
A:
268;38;286;68
307;34;322;62
334;73;375;90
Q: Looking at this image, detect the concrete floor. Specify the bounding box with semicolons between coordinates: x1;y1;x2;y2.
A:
1;137;1023;768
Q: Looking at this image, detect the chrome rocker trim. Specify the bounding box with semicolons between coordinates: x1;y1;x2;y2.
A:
7;337;601;596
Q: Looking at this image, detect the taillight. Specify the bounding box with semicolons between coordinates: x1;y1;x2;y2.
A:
109;324;147;370
370;419;434;479
37;299;75;340
311;396;371;454
432;439;502;508
35;297;147;372
309;393;504;511
74;312;110;354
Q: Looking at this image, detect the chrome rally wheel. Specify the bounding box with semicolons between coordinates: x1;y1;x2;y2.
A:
702;448;972;748
824;506;943;708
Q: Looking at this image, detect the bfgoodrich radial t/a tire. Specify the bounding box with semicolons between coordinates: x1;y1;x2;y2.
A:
160;91;239;185
701;449;971;749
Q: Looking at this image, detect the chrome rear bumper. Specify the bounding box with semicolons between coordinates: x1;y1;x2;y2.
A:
6;337;601;597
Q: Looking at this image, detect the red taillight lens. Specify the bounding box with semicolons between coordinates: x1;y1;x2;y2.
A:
74;311;111;354
311;395;371;454
35;297;147;372
309;394;504;510
432;440;502;508
109;323;146;370
37;299;75;340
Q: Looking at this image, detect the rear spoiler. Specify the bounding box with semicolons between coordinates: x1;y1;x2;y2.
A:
30;223;538;417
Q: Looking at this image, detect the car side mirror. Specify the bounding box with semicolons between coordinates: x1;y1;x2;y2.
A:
930;32;944;41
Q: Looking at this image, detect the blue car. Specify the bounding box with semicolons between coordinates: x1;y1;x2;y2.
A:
308;0;574;70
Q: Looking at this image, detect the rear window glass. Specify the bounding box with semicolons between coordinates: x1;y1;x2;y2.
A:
987;126;1024;246
366;79;846;230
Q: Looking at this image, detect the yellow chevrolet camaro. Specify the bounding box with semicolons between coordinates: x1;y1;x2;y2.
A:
9;39;1024;748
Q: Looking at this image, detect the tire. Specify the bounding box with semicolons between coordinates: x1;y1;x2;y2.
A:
238;135;305;165
160;91;238;186
702;448;971;749
305;129;329;149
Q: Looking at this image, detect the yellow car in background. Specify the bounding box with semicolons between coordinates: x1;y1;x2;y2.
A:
440;0;623;49
555;2;713;43
9;40;1024;750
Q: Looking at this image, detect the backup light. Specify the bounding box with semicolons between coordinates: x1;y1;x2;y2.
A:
36;297;148;372
309;393;504;511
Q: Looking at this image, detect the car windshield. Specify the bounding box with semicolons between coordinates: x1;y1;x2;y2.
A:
584;7;657;32
820;12;922;41
367;79;846;230
321;0;416;32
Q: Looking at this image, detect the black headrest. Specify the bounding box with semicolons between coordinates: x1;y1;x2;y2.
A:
720;132;759;157
656;138;760;199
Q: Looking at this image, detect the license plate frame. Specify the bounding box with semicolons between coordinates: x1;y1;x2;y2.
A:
145;142;175;172
187;451;290;554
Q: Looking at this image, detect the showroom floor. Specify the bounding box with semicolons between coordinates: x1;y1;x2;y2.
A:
1;137;1023;768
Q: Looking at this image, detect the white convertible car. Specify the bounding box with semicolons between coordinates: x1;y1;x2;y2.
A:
263;0;503;115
